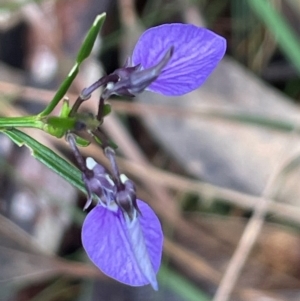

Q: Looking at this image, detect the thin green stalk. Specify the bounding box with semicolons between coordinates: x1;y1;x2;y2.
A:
38;13;106;117
0;116;43;129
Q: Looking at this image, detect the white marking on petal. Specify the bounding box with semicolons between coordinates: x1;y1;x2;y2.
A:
105;174;115;186
106;82;114;90
125;211;158;290
107;201;118;212
86;157;97;170
120;174;129;184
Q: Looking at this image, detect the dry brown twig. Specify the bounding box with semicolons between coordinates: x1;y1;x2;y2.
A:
1;82;300;224
0;100;223;285
176;1;300;300
213;136;298;301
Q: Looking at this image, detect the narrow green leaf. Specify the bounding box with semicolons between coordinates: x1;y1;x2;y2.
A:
248;0;300;74
3;129;85;194
39;13;106;117
39;64;79;117
76;13;106;63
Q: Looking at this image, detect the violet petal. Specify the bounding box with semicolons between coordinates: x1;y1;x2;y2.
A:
82;200;163;289
132;23;226;96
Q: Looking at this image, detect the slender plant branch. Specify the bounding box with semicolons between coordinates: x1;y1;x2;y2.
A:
212;132;298;301
0;115;43;129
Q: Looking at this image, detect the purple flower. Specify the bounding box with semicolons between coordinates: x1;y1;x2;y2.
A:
100;23;226;99
70;23;227;289
131;23;226;96
81;158;163;290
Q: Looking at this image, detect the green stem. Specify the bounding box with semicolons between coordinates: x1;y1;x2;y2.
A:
38;14;106;117
38;63;79;118
0;116;43;129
